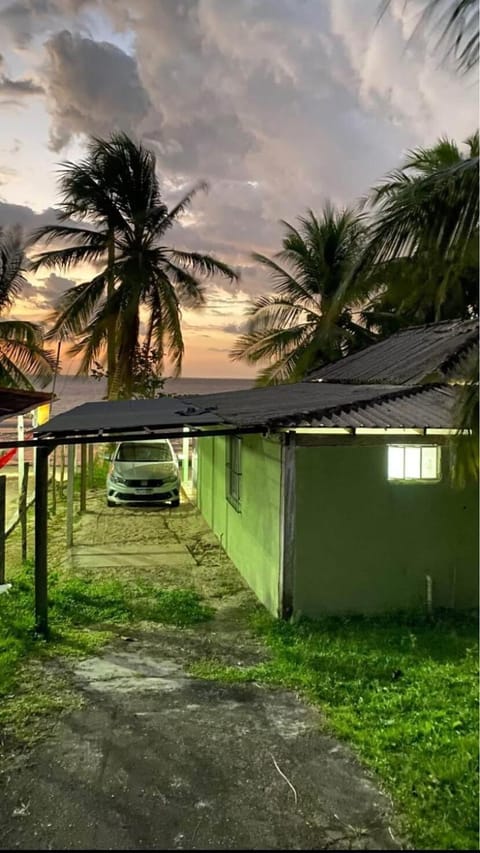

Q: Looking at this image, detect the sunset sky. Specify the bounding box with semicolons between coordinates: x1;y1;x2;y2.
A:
0;0;477;378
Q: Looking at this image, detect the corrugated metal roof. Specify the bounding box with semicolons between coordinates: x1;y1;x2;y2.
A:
289;386;458;429
36;371;465;440
36;396;223;437
308;319;478;384
186;383;404;427
0;388;52;421
186;382;460;430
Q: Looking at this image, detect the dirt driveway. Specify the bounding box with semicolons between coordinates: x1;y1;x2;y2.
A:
0;498;400;850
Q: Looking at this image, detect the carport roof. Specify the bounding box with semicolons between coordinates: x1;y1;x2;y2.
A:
36;395;223;438
35;380;461;440
0;388;52;421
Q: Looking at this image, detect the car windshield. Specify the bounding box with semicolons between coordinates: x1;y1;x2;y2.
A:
116;443;173;463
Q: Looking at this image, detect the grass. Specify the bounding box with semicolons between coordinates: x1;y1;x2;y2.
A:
0;559;213;744
190;609;479;851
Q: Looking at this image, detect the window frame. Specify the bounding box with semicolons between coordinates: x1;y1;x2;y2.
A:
387;444;442;483
226;435;242;511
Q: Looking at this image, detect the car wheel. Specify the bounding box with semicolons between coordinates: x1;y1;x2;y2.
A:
171;498;180;508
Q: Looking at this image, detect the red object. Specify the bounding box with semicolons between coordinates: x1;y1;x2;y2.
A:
0;431;33;469
0;447;17;468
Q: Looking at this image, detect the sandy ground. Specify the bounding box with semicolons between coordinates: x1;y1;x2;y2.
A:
0;494;401;850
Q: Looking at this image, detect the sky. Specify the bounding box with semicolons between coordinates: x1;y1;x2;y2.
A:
0;0;477;378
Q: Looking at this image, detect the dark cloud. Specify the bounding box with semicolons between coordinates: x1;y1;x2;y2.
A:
0;51;44;101
0;74;44;96
34;271;74;308
0;201;62;231
44;30;151;150
0;0;91;47
222;321;249;335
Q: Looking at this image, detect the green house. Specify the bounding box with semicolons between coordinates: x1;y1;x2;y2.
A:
195;320;479;618
35;319;478;625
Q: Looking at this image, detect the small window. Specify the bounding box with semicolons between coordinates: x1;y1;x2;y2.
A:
226;436;242;510
388;445;441;481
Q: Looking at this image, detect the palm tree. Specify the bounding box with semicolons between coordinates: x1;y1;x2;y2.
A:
345;133;479;335
0;227;54;389
381;0;479;72
231;206;375;385
29;133;238;398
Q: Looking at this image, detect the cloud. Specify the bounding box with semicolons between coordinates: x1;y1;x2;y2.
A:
43;29;151;150
0;166;17;185
0;52;44;103
222;322;248;335
0;0;476;347
0;0;92;47
34;271;74;308
0;201;61;230
0;74;44;96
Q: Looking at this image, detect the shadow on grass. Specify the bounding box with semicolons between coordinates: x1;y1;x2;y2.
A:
191;608;479;851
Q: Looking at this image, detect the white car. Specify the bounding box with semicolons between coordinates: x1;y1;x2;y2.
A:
106;439;180;507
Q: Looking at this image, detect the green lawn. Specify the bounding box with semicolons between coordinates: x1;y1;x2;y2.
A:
191;610;479;851
0;559;213;742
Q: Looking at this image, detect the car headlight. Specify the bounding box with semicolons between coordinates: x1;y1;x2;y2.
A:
110;472;126;485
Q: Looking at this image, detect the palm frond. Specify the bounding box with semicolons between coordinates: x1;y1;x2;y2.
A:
166;249;238;282
152;278;184;376
161;261;206;307
47;274;107;340
30;243;106;273
0;226;28;311
157;182;209;233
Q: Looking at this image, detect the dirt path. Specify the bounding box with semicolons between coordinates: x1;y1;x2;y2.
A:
0;497;400;850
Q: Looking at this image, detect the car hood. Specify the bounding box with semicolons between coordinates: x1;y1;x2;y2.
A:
113;461;178;480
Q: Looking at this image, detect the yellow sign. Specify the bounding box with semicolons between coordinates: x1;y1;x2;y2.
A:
36;403;51;426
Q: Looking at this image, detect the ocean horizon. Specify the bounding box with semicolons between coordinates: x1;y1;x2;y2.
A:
44;375;255;416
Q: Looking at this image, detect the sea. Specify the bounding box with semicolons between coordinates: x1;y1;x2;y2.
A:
45;375;254;416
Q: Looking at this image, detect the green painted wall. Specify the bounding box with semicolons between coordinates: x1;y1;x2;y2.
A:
294;444;479;616
197;434;282;614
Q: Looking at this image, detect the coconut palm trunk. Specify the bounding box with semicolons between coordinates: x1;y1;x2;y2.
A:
106;229;116;399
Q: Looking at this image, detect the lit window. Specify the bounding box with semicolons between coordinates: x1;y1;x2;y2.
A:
387;445;441;481
226;436;242;510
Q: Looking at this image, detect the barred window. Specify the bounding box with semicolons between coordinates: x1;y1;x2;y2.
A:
226;436;242;510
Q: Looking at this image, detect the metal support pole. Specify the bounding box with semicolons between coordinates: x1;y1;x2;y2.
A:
17;415;24;499
66;444;75;548
35;446;50;637
0;475;6;584
51;449;57;514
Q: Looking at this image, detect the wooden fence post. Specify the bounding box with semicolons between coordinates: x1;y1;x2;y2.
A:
80;444;87;513
0;475;6;584
66;444;75;548
19;462;30;563
88;444;95;488
60;445;65;498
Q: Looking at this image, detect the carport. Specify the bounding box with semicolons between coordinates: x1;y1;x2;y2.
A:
1;395;265;636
